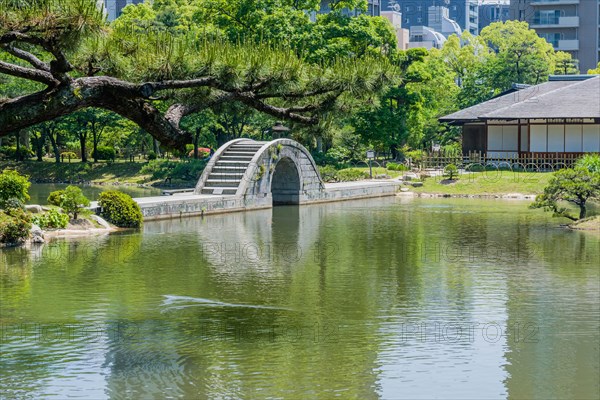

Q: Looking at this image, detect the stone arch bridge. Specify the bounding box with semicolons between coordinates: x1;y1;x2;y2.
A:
195;139;325;205
132;139;400;220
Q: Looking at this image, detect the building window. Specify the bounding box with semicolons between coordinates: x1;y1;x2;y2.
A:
417;17;422;23
539;32;562;47
534;10;560;25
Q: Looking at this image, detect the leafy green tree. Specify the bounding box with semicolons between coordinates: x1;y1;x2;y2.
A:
588;62;600;74
479;21;555;88
353;47;458;156
60;186;90;220
530;168;600;220
0;0;397;150
553;51;578;75
575;154;600;173
66;109;120;162
0;170;30;209
443;164;458;180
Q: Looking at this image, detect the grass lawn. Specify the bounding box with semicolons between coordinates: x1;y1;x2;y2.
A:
353;167;405;179
411;170;554;195
0;160;153;184
351;167;552;195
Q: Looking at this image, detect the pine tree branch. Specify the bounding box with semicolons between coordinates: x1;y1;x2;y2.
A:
0;60;57;85
1;44;50;71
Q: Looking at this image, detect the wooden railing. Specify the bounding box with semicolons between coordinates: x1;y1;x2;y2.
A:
419;151;589;170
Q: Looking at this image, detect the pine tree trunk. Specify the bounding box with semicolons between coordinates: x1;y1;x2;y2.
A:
193;131;200;159
48;132;60;163
579;202;586;220
153;138;161;157
79;134;87;162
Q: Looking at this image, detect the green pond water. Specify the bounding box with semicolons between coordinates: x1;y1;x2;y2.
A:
1;197;599;399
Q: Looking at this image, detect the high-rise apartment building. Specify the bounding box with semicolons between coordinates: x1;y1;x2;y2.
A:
510;0;600;72
380;0;479;35
318;0;381;16
479;0;510;32
102;0;144;21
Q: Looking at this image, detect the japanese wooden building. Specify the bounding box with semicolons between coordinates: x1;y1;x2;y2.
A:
439;75;600;158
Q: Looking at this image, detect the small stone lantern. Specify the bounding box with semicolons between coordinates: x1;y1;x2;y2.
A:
271;122;290;139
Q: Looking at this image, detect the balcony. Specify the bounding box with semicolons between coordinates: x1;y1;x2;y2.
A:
531;16;579;28
557;39;579;51
531;0;579;5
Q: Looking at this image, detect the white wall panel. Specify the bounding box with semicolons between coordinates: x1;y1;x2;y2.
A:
520;126;529;152
582;125;600;152
530;125;547;152
487;126;503;150
547;125;564;152
565;125;582;152
503;126;519;151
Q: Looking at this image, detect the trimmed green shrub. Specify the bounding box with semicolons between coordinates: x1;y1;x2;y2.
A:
31;209;69;229
312;152;339;167
0;146;33;160
444;164;459;180
47;190;65;207
386;162;408;171
61;152;78;162
140;159;207;181
335;168;369;182
318;165;338;182
0;209;31;244
147;151;157;160
1;146;33;160
0;170;30;209
60;186;90;220
98;191;143;228
93;146;116;161
405;150;426;165
172;160;207;180
576;154;600;173
2;197;25;210
0;146;13;158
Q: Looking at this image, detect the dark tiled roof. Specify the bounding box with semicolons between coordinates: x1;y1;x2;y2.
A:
440;76;600;123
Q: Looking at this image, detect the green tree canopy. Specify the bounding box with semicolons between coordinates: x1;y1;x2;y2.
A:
479;20;556;88
0;0;398;149
530;168;600;221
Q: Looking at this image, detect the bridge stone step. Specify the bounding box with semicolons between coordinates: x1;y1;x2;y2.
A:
220;155;254;161
224;151;258;156
205;179;242;187
208;172;245;180
228;148;262;153
215;160;251;165
201;187;238;195
235;140;267;145
212;166;248;173
225;146;262;153
197;140;268;195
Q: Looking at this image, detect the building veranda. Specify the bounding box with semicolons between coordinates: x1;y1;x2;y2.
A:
440;75;600;165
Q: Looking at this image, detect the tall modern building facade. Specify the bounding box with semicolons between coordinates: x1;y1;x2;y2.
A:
102;0;144;21
380;0;479;35
479;0;510;32
510;0;600;72
318;0;381;16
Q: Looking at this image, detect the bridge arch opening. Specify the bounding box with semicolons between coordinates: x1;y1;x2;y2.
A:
271;157;301;205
